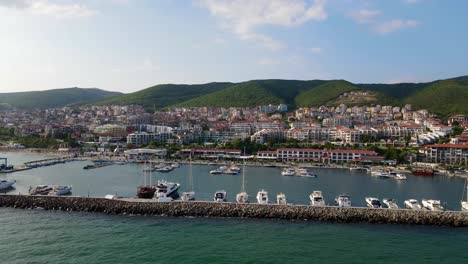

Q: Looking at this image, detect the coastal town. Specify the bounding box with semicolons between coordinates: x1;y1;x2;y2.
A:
0;103;467;169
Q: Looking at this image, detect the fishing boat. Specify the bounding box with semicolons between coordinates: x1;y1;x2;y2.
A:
309;191;325;206
256;190;269;204
281;167;296;176
29;185;54;195
422;199;444;211
276;193;287;205
383;198;399;209
365;197;382;208
214;190;227;202
181;155;195;201
462;180;468;211
236;155;249;204
0;179;16;191
48;185;72;196
335;194;351;207
404;199;422;210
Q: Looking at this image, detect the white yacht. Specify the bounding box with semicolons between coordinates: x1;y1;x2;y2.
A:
365;197;382;208
171;162;180;168
404;199;422;210
335;195;351;207
29;185;54;195
229;164;241;174
214;190;227;202
390;172;407;180
181;191;195;201
383;198;399;209
461;180;468;211
256;190;269;204
48;185;72;196
309;191;325;206
210;166;227;175
422;199;444;211
181;157;195;201
154;180;180;199
281;167;296;176
276;193;287;205
297;168;317;178
349;166;367;171
0;179;16;190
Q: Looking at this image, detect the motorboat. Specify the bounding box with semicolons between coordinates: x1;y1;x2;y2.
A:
48;185;72;196
376;172;393;179
309;191;325;206
155;166;174;172
383;198;399;209
154;180;180;199
281;167;296;176
0;179;16;190
171;162;180;168
389;172;407;180
256;190;269;204
181;191;195;201
349;166;367;171
236;192;249;203
461;180;468;211
422;199;444;211
404;199;422;210
210;166;228;175
276;193;287;205
29;185;54;195
365;197;382;208
137;185;156;199
214;190;227;202
335;194;351;207
297;168;317;178
229;164;241;174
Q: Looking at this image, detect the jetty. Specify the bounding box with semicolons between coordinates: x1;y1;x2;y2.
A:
0;157;78;173
1;194;467;227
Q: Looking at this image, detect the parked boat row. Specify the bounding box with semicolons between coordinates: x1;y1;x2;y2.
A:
29;185;72;196
281;167;317;178
143;162;179;172
369;169;407;180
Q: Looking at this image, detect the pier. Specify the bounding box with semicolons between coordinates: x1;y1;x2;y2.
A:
0;157;78;173
1;194;467;227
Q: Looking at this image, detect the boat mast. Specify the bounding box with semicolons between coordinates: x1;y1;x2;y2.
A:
241;147;246;193
189;153;193;192
149;159;152;186
144;160;147;186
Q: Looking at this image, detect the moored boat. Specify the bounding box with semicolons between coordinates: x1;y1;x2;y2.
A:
404;199;422;210
181;191;195;201
0;179;16;190
48;185;72;196
383;198;399;209
137;185;156;199
256;190;269;204
310;191;325;206
236;156;249;204
154;180;180;200
214;190;227;202
29;185;54;195
297;168;317;178
462;180;468;211
411;167;434;176
281;167;296;176
390;172;407;180
276;193;287;205
365;197;382;208
335;194;351;207
422;199;444;211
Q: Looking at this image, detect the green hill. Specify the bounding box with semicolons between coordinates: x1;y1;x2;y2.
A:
0;88;121;110
295;80;361;106
404;76;468;118
96;82;233;110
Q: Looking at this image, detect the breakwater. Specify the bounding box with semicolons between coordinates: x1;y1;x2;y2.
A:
1;194;467;227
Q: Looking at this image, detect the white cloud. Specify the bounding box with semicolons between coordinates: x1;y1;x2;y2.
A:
309;47;323;54
350;9;381;24
197;0;327;50
374;19;420;34
0;0;96;18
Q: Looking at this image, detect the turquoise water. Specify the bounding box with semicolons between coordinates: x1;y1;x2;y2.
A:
0;208;467;264
1;152;468;263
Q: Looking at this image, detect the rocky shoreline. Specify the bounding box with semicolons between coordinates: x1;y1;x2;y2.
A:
1;195;467;227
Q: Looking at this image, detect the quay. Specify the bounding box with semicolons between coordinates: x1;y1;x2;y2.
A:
0;157;78;173
1;194;467;227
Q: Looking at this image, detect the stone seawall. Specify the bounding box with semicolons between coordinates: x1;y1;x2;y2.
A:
1;195;468;227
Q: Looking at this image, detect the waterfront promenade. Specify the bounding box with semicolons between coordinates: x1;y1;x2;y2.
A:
1;194;467;227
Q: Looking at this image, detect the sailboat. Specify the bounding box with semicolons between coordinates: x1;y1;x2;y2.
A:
461;180;468;211
236;149;249;203
181;155;195;201
137;160;155;199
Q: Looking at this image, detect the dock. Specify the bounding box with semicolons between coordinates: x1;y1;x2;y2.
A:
1;194;468;227
0;157;78;173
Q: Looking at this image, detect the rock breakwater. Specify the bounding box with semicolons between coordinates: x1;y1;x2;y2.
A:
1;195;467;227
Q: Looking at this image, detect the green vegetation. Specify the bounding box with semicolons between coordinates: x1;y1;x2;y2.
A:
295;80;360;106
0;88;121;110
95;82;233;111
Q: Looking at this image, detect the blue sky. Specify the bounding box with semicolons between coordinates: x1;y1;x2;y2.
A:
1;0;467;93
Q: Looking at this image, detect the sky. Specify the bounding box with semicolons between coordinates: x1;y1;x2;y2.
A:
1;0;468;93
